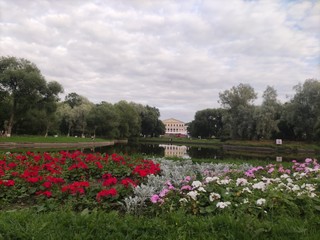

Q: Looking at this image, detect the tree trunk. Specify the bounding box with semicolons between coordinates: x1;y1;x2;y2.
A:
6;111;14;137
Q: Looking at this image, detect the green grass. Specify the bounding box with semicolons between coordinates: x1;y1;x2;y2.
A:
0;209;319;240
0;136;109;143
137;137;320;151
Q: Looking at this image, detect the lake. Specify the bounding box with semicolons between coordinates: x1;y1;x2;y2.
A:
84;142;318;162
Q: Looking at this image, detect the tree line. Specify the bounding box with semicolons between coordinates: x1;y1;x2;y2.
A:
188;80;320;141
1;56;319;141
0;56;165;138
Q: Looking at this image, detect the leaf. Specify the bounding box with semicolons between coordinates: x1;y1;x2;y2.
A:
314;205;320;211
81;208;90;216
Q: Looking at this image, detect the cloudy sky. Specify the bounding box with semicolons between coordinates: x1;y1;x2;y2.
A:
1;0;319;122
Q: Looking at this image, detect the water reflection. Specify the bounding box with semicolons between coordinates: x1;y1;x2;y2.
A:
86;143;318;162
159;144;189;158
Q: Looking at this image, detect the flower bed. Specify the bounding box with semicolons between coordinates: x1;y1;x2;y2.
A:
148;158;320;218
0;151;160;211
1;151;319;219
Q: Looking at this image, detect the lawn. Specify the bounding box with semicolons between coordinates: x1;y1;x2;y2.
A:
0;136;108;143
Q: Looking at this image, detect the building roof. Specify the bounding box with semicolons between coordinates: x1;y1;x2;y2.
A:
162;118;185;124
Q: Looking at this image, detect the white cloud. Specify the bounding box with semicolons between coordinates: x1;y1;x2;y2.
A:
0;0;319;122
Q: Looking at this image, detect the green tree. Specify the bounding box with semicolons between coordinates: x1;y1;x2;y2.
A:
219;83;257;139
87;102;120;138
188;108;225;138
0;56;60;136
114;101;141;138
138;105;165;137
254;86;280;139
286;79;320;140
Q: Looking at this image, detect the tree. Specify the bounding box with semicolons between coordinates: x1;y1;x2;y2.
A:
138;105;165;137
0;56;59;136
114;101;141;138
87;102;120;138
188;108;225;138
285;79;320;140
219;83;257;139
254;86;280;139
38;81;64;137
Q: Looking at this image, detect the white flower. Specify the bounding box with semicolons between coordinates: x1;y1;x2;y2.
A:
256;198;266;206
205;176;219;183
309;193;316;198
291;185;300;192
191;181;202;188
242;198;249;204
252;181;266;191
218;179;231;185
305;184;316;192
242;187;252;194
280;174;290;179
198;187;206;192
286;178;293;183
179;198;188;203
273;178;281;183
209;192;221;201
187;191;199;200
216;201;231;209
236;178;248;186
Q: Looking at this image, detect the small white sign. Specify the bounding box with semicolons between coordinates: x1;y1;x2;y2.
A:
276;156;282;162
276;139;282;145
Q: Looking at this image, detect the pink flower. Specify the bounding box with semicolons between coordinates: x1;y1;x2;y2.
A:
181;185;192;191
150;194;160;203
268;168;274;173
159;188;170;197
184;176;191;182
305;158;313;163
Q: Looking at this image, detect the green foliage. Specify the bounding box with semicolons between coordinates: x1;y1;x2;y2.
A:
188;108;225;138
0;56;63;136
0;209;319;239
219;83;257;139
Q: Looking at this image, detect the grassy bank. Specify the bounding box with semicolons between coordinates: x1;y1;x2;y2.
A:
137;137;320;151
0;209;319;240
0;136;108;143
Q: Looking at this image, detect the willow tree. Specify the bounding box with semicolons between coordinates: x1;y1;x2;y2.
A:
219;83;257;139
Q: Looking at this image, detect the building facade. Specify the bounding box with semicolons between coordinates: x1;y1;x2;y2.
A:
162;118;188;137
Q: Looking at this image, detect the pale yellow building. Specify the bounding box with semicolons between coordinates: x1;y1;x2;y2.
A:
162;118;188;136
159;144;188;158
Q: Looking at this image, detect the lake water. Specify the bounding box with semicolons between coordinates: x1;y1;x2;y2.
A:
84;142;318;162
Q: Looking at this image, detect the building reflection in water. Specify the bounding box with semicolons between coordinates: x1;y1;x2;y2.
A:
159;144;189;158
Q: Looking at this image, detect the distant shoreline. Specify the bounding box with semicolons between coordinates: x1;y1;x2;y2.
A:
0;140;127;149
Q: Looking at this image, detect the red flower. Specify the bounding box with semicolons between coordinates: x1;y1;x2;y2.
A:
46;176;65;184
42;181;52;188
7;162;17;169
26;176;42;183
120;178;137;188
96;188;117;202
1;179;15;187
36;190;52;198
95;161;103;169
103;177;118;186
61;181;89;195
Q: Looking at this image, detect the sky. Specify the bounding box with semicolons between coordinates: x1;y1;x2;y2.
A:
0;0;319;122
